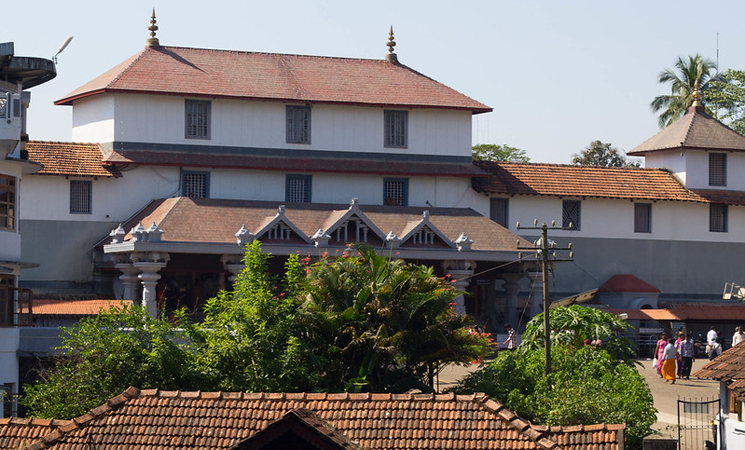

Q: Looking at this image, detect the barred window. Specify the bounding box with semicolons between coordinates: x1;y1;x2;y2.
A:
490;198;509;228
710;203;728;232
709;153;726;186
182;171;210;198
384;178;408;206
286;105;311;144
285;175;311;203
634;203;651;233
70;180;92;214
562;200;580;230
0;175;16;230
185;99;211;139
384;110;408;148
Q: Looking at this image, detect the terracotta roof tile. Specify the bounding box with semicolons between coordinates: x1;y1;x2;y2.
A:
473;160;710;203
694;341;745;401
597;275;660;293
668;306;745;321
629;106;745;155
104;197;530;254
25;141;120;178
11;388;624;450
0;418;69;450
607;309;680;321
27;299;133;316
56;46;491;114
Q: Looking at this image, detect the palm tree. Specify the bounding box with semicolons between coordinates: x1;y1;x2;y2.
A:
651;54;725;128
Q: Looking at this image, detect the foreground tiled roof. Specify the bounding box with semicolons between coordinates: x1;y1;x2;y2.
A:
28;299;133;316
17;388;625;450
25;141;120;178
694;342;745;401
0;418;69;450
55;45;491;113
629;105;745;155
103;197;529;254
668;305;745;321
598;274;661;293
607;309;680;321
472;161;715;203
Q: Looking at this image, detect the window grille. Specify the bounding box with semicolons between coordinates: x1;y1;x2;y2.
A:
562;200;581;230
634;203;651;233
70;180;92;214
384;110;408;148
384;178;408;206
710;203;728;232
182;172;209;198
709;153;726;186
285;175;311;203
0;175;15;230
185;100;211;139
490;198;509;227
286;105;311;144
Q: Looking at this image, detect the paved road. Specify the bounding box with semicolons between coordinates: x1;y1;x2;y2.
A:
437;356;719;438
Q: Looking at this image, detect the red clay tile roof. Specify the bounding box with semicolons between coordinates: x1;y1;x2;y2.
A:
668;306;745;321
0;418;69;450
55;46;491;114
18;387;625;450
598;275;660;293
104;197;529;254
608;309;680;321
694;342;745;400
473;161;717;203
103;149;487;177
629;105;745;155
25;141;120;178
28;299;133;316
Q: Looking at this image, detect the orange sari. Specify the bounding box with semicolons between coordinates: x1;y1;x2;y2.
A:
661;358;676;381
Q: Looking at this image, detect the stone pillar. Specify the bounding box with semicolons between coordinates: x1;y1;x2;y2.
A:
132;252;169;318
220;254;245;284
500;274;522;329
528;271;544;318
443;260;475;315
115;262;140;301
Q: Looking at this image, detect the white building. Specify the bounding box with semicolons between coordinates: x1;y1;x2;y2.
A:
0;41;56;417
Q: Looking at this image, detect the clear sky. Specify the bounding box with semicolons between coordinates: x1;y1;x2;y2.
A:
6;0;745;164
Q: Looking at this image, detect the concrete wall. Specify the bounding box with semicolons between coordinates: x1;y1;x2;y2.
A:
0;328;19;396
646;148;745;192
71;94;473;159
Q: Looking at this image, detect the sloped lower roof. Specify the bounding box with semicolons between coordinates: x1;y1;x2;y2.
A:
105;197;529;253
472;161;708;202
608;309;680;321
629;105;745;155
0;418;69;450
25;141;120;178
694;342;745;401
18;387;625;450
55;45;491;114
668;306;745;321
598;275;660;293
27;299;133;316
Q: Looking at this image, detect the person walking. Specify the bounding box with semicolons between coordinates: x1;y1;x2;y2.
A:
679;334;695;380
733;326;745;347
502;323;517;351
661;337;678;384
655;333;668;377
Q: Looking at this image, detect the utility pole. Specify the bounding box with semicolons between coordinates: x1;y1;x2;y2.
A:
517;220;573;375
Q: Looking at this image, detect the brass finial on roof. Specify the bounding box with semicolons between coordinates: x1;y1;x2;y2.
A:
691;80;702;107
146;8;160;47
385;26;398;63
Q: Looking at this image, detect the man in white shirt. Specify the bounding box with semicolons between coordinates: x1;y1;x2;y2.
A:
707;326;717;345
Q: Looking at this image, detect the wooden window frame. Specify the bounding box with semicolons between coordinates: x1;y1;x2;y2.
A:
634;203;651;233
182;171;210;198
286;105;311;144
384;110;408;148
562;200;581;230
383;178;409;206
0;175;15;231
185;99;211;139
285;174;312;203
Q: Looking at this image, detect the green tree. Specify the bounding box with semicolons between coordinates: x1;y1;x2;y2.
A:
301;245;492;392
452;306;655;450
472;144;530;162
571;140;640;167
651;54;724;128
22;304;200;419
707;69;745;135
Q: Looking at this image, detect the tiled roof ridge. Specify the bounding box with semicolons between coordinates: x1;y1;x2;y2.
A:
0;417;71;427
28;140;101;146
108;48;151;89
154;44;394;64
25;387;141;450
476;397;560;450
479;160;657;172
135;389;489;402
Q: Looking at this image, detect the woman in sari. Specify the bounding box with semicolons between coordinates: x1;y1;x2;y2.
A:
655;333;668;377
661;337;677;384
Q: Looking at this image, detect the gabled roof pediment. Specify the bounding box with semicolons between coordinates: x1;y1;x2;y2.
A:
629;105;745;155
398;211;455;249
321;199;386;246
254;205;313;244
